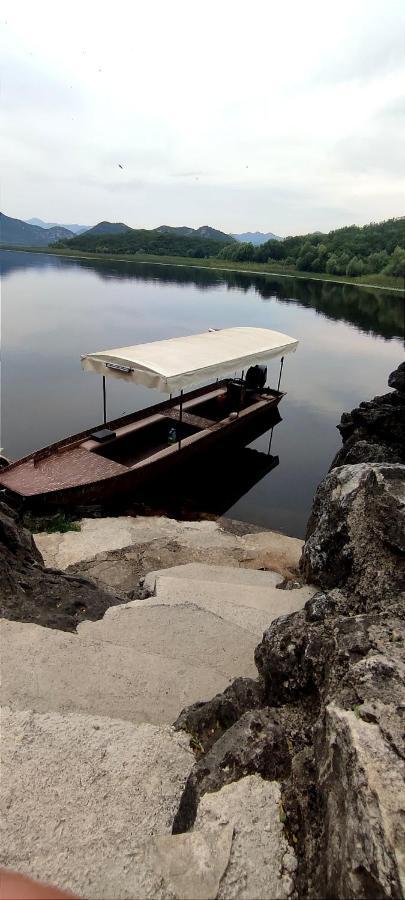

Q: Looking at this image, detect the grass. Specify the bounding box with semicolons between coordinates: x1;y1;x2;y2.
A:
2;244;404;292
22;511;81;534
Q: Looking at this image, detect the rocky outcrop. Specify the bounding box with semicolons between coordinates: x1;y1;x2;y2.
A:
173;370;405;898
0;501;121;630
331;363;405;469
300;463;405;603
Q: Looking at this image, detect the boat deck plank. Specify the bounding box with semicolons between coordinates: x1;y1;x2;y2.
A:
0;448;126;497
162;409;216;430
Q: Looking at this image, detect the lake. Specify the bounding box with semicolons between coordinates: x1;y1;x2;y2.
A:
1;249;403;537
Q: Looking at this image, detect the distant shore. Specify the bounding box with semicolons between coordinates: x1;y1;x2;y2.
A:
1;244;404;292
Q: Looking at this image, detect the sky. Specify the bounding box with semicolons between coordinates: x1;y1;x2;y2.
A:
2;0;405;236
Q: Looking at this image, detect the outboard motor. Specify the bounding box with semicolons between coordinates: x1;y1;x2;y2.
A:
245;364;267;391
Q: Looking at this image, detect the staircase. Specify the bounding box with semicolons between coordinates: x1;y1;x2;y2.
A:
2;526;312;898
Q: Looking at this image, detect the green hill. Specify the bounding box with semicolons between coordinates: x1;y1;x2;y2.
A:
0;213;74;247
156;224;234;242
218;217;405;278
52;226;232;259
83;221;131;237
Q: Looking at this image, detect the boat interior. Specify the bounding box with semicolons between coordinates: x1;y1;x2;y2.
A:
0;378;282;501
83;380;279;470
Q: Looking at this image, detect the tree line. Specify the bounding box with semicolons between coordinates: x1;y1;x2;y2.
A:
52;217;405;278
217;217;405;277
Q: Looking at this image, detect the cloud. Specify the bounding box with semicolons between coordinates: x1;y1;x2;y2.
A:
2;0;404;232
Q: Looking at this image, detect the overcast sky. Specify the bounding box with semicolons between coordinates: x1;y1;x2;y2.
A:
2;0;404;235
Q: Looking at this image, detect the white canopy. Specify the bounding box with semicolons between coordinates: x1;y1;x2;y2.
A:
81;326;298;393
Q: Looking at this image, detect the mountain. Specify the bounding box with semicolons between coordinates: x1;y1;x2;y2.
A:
83;221;131;237
156;225;234;242
26;218;89;235
0;213;74;247
55;227;234;259
232;231;281;245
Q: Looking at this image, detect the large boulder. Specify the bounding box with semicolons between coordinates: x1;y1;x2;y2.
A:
300;463;405;603
330;362;405;469
0;502;122;630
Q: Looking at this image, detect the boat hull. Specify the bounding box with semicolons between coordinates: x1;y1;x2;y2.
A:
0;381;283;513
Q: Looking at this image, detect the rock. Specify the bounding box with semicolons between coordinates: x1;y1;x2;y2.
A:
331;377;405;469
145;827;233;900
195;775;297;899
300;463;405;603
388;361;405;394
0;503;121;631
315;704;405;898
0;706;194;899
331;437;401;469
173;709;289;833
174;677;265;751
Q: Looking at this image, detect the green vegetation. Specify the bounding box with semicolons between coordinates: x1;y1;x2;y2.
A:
53;227;232;259
50;216;405;289
216;217;405;280
22;511;81;534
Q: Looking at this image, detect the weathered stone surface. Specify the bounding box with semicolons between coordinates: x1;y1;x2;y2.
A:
0;706;194;899
315;704;405;899
330;364;405;469
388;361;405;394
174;677;265;751
0;502;121;631
195;776;297;899
300;463;405;603
145;827;233;900
173;709;289;833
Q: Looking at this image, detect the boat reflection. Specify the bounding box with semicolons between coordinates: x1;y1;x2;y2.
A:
105;409;282;521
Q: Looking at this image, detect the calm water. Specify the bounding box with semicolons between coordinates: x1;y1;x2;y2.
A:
1;250;403;537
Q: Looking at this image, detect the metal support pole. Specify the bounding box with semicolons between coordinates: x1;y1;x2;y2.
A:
277;357;284;392
178;389;183;450
102;376;107;425
267;427;275;456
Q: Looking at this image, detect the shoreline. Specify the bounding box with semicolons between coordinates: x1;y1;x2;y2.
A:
1;244;403;293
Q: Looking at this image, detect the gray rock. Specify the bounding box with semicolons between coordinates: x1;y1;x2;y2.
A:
145;827;233;900
173;709;289;834
195;775;297;899
174;677;265;751
300;463;405;603
388;361;405;394
0;502;122;631
315;704;405;898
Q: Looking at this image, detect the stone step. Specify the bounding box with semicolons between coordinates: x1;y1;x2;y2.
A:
1;706;194;899
77;602;258;674
1;616;251;725
2;708;296;899
142;562;282;593
135;574;312;636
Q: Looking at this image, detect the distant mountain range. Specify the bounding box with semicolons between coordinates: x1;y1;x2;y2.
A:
232;231;281;245
1;214;281;249
26;218;89;235
0;213;74;247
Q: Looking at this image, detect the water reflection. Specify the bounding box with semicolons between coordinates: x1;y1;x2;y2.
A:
2;250;403;536
2;251;403;340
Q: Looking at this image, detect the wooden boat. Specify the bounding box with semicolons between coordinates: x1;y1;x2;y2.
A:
0;327;298;511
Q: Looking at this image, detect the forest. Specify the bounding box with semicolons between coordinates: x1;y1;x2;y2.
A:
52;217;404;279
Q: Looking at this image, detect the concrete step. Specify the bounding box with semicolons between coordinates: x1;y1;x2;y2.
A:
1;616;250;725
135;564;315;636
135;575;312;636
1;706;194;899
142;562;282;593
